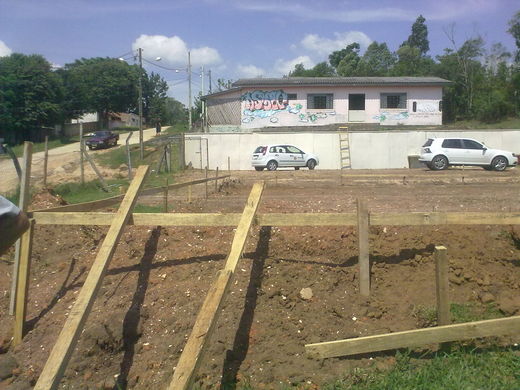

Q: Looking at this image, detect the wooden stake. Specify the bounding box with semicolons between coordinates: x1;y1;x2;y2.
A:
227;156;230;172
306;315;520;359
34;166;149;390
168;182;264;390
188;185;192;203
13;219;35;345
164;178;169;213
435;246;450;326
43;136;49;187
357;198;370;297
10;141;32;316
215;167;219;192
205;166;208;199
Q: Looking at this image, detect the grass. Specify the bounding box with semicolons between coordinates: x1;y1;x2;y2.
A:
324;348;520;390
440;117;520;130
51;179;128;204
412;302;505;328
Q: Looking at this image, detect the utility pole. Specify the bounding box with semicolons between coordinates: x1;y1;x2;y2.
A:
138;47;144;159
201;65;205;132
188;51;192;132
208;69;212;94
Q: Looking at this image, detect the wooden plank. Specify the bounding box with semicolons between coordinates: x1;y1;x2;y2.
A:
10;141;33;315
357;199;370;297
167;270;233;390
30;175;231;213
168;181;265;390
305;315;520;359
435;246;450;326
34;165;149;390
259;213;357;226
370;212;520;226
13;219;35;345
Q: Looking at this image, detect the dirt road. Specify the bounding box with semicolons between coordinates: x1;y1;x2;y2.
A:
0;128;160;194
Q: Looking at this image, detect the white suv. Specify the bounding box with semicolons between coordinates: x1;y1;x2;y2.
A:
252;145;319;171
419;138;517;171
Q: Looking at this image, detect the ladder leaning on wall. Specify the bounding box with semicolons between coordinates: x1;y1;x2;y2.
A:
338;127;351;169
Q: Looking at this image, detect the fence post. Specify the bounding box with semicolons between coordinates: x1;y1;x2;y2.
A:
164;178;169;212
215;167;219;192
205;166;208;199
9;142;32;315
435;246;450;326
228;156;230;172
357;198;370;297
43;136;49;187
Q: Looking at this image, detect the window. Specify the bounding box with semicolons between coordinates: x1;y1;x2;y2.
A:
439;100;443;112
462;139;484;149
380;93;407;109
413;102;417;112
307;94;333;109
441;139;463;149
286;146;303;153
287;93;297;100
422;139;433;147
349;94;365;110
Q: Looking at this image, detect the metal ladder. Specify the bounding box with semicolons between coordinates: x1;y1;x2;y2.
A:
338;128;351;169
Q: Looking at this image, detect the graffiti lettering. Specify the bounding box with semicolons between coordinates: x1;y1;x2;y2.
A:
241;90;289;112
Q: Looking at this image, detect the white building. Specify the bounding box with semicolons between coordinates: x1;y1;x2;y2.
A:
204;77;451;132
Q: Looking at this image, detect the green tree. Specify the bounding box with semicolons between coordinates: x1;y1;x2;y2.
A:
0;53;63;144
288;62;335;77
142;72;168;124
162;97;187;126
328;43;360;69
508;10;520;62
216;78;234;92
403;15;430;56
392;44;435;76
357;41;396;76
60;57;139;128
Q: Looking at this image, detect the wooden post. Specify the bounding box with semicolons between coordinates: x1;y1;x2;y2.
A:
10;141;32;316
168;182;264;390
215;167;219;192
357;198;370;297
435;246;450;326
79;122;84;185
13;219;35;345
205;166;208;199
164;178;169;213
43;136;49;187
227;156;230;172
82;149;108;191
34;166;149;390
188;185;192;203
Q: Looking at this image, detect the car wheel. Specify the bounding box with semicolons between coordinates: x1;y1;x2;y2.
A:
307;159;316;170
431;155;448;170
255;167;264;171
266;160;278;171
491;156;507;171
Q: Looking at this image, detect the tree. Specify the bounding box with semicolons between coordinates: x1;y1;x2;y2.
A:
329;43;360;69
403;15;430;56
216;78;234;92
162;97;187;126
60;57;139;128
357;42;396;76
508;10;520;62
0;53;63;144
142;72;168;124
288;62;335;77
392;44;435;76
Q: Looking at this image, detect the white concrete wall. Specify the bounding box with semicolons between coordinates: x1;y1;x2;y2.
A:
185;130;520;170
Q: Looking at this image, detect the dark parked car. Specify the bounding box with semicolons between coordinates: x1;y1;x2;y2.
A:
85;131;119;150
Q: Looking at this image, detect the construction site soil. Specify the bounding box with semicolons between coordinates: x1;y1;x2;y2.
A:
1;168;520;389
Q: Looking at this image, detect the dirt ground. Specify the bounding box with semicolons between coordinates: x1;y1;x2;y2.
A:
1;168;520;389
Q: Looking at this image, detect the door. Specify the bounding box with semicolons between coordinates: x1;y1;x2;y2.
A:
461;139;490;164
275;146;291;167
441;139;465;163
286;145;306;166
348;94;365;122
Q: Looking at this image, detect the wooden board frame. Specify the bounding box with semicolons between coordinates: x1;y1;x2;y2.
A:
167;181;265;390
305;315;520;359
30;211;520;227
34;166;149;390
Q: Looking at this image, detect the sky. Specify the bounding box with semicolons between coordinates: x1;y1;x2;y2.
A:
0;0;518;105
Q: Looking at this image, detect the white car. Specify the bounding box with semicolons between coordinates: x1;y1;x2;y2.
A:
419;138;518;171
252;145;319;171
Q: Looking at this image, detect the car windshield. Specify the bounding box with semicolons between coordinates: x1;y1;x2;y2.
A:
254;146;266;153
94;131;109;137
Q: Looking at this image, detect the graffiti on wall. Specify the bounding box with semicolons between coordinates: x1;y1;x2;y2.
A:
373;111;409;123
241;90;334;124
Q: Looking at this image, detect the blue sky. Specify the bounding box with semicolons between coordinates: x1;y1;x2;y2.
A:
0;0;518;104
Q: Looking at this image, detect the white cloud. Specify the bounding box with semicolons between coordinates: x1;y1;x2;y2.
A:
236;64;265;78
273;56;314;76
301;32;372;57
0;40;12;57
132;34;222;68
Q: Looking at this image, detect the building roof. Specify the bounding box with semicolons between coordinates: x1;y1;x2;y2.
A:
232;77;451;87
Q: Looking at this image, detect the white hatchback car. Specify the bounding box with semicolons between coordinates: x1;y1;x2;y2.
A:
252;145;319;171
419;138;517;171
